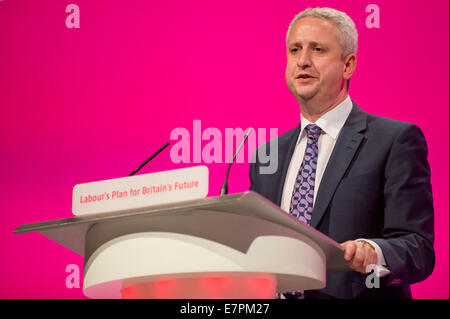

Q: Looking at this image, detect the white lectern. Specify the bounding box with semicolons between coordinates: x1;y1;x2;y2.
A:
14;191;349;299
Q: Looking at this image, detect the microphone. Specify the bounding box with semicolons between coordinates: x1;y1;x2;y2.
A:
220;127;253;196
128;142;170;176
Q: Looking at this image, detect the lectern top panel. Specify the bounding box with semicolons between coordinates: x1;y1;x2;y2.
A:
14;191;350;271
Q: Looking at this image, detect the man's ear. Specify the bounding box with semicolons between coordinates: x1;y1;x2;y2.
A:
343;53;357;81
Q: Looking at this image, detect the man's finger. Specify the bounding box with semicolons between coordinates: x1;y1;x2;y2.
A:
362;248;375;273
340;240;352;247
363;247;378;272
363;248;372;273
352;243;365;267
343;242;356;261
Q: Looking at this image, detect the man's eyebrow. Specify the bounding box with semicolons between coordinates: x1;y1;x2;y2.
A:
289;41;325;47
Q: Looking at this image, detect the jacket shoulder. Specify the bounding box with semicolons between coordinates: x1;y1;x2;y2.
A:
354;103;424;137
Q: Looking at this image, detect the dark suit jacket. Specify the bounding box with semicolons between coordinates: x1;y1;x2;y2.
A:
249;101;435;299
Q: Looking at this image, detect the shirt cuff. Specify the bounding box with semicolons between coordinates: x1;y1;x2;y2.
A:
356;238;391;277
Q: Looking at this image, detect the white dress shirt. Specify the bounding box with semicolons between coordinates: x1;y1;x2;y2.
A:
280;95;390;277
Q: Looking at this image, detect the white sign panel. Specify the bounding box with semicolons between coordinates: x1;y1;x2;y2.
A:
72;166;208;216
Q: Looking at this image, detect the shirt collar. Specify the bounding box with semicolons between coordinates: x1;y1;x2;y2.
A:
298;95;353;144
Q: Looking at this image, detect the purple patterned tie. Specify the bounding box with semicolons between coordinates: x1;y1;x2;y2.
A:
284;124;321;299
289;124;322;225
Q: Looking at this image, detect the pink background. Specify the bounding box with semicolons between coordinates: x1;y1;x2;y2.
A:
0;0;448;298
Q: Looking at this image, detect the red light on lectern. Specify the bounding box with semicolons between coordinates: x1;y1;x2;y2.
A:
201;276;232;298
121;279;177;299
121;275;276;299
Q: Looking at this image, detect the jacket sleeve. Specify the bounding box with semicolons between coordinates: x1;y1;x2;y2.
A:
369;123;435;286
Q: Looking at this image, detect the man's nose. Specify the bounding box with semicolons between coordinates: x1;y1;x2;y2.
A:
297;50;312;69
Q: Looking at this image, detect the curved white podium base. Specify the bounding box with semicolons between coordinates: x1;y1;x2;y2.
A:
83;211;326;299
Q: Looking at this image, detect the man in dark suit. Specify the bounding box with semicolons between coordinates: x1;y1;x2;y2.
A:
249;7;435;298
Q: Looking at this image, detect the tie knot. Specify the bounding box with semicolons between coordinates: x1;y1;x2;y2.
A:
304;124;322;140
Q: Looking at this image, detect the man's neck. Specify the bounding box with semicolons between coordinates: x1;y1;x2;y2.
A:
299;91;348;123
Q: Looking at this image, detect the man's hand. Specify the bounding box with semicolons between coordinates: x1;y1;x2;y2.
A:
341;240;378;274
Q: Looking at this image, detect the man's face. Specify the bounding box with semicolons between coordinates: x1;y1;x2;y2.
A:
286;17;347;104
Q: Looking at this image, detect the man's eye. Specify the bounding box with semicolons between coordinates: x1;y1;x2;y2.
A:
290;48;299;53
314;47;323;51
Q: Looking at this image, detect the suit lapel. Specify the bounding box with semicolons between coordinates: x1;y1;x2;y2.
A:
310;103;367;229
275;124;301;206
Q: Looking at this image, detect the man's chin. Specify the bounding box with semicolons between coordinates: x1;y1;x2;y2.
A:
295;88;318;101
